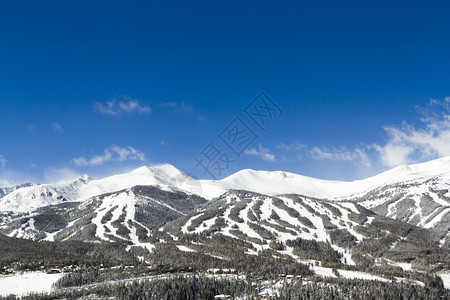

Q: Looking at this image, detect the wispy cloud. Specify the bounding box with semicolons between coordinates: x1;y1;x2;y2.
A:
304;97;450;169
244;144;276;162
73;145;146;166
94;96;151;116
310;146;371;167
160;101;193;112
51;122;63;132
374;97;450;167
0;169;37;187
0;155;6;169
44;167;82;183
276;141;306;151
26;123;35;132
0;179;12;187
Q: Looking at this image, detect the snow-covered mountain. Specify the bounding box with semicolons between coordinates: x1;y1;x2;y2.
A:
164;190;443;266
0;164;189;213
4;156;450;209
1;185;207;244
1;156;450;245
198;156;450;200
1;154;449;278
0;176;91;212
0;183;38;198
2;186;444;273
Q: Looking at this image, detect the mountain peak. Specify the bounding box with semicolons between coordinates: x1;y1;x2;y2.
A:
3;156;450;212
130;164;183;178
77;174;92;183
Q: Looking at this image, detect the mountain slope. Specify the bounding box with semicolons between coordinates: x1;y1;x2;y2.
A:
0;183;38;198
1;157;450;248
163;190;446;268
1;186;207;246
3;186;446;273
3;157;450;211
196;156;450;200
0;164;190;213
349;176;450;247
0;176;91;212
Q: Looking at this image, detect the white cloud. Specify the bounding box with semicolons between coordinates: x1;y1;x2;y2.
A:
0;155;6;169
51;122;63;132
276;141;306;151
305;97;450;169
94;96;151;116
160;101;193;112
244;144;276;162
375;98;450;167
44;167;82;183
0;179;12;187
0;169;36;187
241;98;450;172
73;145;146;166
310;146;371;167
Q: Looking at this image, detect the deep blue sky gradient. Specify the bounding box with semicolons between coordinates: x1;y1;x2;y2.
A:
1;1;450;184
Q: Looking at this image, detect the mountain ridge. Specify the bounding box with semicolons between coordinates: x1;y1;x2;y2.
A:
1;156;450;246
2;156;450;212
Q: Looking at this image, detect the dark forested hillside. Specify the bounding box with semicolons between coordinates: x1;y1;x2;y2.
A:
0;186;449;299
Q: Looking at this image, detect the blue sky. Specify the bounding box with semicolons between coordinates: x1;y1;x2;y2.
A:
1;1;450;185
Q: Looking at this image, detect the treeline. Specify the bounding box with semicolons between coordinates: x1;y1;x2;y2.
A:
286;237;342;264
53;266;161;288
1;275;254;300
278;276;449;300
149;243;313;279
0;234;137;271
1;274;448;300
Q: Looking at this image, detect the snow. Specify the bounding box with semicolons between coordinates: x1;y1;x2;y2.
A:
423;207;450;229
313;266;337;277
330;244;355;265
312;266;411;283
338;269;389;282
86;190;155;251
44;218;77;241
124;196;155;252
158;156;450;201
0;272;63;296
5;156;450;214
276;197;328;242
0;164;192;213
193;156;450;200
175;192;369;267
174;192;381;266
176;245;195;252
338;202;359;213
391;261;412;271
0;176;92;212
8;217;37;240
181;214;204;234
427;188;450;207
374;258;413;271
438;271;450;290
439;234;448;246
364;216;374;225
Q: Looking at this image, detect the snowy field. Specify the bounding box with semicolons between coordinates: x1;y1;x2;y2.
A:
0;272;63;296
